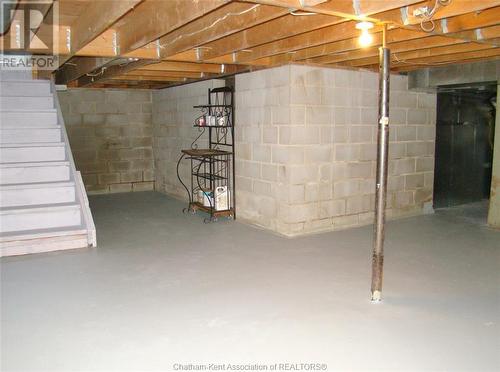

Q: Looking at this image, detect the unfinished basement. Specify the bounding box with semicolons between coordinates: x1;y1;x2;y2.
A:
1;1;499;371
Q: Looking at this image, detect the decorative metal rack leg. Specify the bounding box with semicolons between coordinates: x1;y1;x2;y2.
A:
176;153;194;214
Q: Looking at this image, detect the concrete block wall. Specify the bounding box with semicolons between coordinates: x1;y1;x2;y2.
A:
58;89;154;194
234;66;290;231
235;65;437;236
152;79;225;199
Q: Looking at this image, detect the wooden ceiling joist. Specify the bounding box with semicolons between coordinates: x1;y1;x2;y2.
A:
245;0;500;31
305;34;477;66
91;81;168;89
391;48;500;72
136;61;244;74
71;30;159;59
64;0;236;86
75;58;155;87
123;70;211;79
156;2;288;59
58;0;143;66
229;6;500;65
219;20;368;64
166;12;346;64
392;47;500;65
168;2;459;65
68;0;141;54
112;75;188;83
383;0;500;26
240;0;423;21
55;56;114;84
301;23;500;65
16;0;498;88
112;0;229;56
447;24;500;46
345;43;496;68
380;4;500;43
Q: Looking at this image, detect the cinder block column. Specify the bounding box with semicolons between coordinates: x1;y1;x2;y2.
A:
233;65;437;236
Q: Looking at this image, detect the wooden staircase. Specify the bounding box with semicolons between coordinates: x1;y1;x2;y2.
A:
0;69;96;256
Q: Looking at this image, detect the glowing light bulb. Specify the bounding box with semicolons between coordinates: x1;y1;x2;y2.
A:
359;29;373;47
356;21;374;48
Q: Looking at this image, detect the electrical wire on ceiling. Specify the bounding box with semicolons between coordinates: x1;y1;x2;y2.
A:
85;57;139;78
86;67;107;77
158;4;260;51
415;0;452;33
289;10;317;16
392;52;459;66
118;58;139;67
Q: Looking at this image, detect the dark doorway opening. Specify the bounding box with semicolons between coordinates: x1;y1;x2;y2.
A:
434;83;496;209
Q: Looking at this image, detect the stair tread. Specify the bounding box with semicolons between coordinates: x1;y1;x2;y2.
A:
0;142;64;148
0;160;69;168
0;92;52;95
0;125;61;130
0;181;75;190
0;202;80;213
0;109;56;113
0;78;48;82
0;225;87;241
0;90;54;98
0;126;60;130
0;109;54;112
0;108;56;112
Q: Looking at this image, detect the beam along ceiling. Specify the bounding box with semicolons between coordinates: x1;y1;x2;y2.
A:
1;0;499;89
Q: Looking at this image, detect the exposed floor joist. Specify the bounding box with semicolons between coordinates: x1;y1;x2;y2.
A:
58;0;143;66
55;56;114;84
112;0;229;56
5;0;498;88
345;43;496;67
75;58;155;87
215;4;500;66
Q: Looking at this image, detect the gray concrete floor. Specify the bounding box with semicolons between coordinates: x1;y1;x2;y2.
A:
436;199;490;226
1;192;499;372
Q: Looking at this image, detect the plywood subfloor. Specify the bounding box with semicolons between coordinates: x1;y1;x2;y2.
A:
1;192;499;371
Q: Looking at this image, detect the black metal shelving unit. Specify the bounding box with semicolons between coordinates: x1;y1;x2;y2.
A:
176;86;235;223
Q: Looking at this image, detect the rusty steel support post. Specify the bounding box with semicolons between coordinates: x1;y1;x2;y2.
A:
371;24;390;302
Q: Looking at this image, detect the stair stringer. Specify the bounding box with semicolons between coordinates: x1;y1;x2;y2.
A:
52;81;97;248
